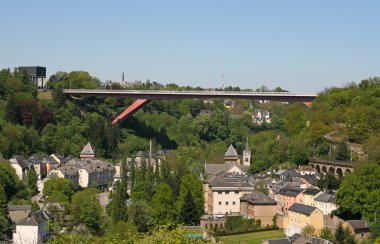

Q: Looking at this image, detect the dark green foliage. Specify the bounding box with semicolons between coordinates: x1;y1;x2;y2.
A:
0;186;8;216
128;200;153;232
107;161;129;222
27;169;38;195
0;186;11;240
0;215;11;241
316;173;341;192
151;183;175;225
223;216;262;233
336;163;380;222
178;188;200;226
5;94;20;124
334;222;356;244
71;188;102;235
335;141;350;161
319;227;334;242
43;178;74;200
52;88;66;108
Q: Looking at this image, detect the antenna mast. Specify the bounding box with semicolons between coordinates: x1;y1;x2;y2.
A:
221;72;225;90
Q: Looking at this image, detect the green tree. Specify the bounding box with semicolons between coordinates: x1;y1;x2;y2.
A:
319;227;334;242
128;200;153;232
335;141;350;161
142;224;212;243
0;186;8;216
5;94;19;124
43;178;74;200
52;88;66;108
107;161;129;223
151;183;175;225
336;164;380;222
178;188;200;225
0;215;11;242
176;173;204;221
316;172;340;192
27;170;38;195
71;188;102;235
334;222;356;244
302;224;316;238
104;221;138;242
0;186;10;240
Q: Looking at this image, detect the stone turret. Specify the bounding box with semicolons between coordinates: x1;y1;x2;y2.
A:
224;144;240;164
80;142;95;159
242;138;251;166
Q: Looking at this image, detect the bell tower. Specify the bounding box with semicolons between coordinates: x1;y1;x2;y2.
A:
242;138;251;166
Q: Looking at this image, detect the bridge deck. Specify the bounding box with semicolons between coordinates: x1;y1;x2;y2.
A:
63;89;317;102
309;158;354;168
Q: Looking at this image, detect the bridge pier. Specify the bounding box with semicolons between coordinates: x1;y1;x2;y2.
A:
112;99;150;124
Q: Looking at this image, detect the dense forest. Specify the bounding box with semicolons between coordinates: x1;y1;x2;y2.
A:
1;68;380;242
1;69;379;167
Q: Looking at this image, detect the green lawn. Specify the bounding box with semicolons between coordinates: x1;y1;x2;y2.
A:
218;229;286;244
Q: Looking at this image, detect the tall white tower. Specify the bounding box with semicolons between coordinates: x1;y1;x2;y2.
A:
242;137;251;166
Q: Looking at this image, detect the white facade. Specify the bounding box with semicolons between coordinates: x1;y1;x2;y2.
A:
315;199;338;215
212;188;251;214
13;225;39;244
10;160;23;180
78;169;90;188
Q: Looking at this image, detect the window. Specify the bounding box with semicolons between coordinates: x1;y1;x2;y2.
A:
218;202;221;206
235;191;239;194
226;201;229;205
225;191;230;194
233;201;236;205
218;191;222;194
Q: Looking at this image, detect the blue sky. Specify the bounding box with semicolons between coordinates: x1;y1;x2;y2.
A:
1;1;379;92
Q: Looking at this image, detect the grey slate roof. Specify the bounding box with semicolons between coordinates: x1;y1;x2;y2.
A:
302;188;321;196
265;238;291;244
8;205;32;211
298;175;318;185
207;175;254;189
11;155;30;169
314;193;336;203
205;163;249;175
225;144;238;157
306;237;333;244
346;220;371;233
17;210;53;226
240;191;277;205
279;187;304;197
289;203;317;216
80;142;94;156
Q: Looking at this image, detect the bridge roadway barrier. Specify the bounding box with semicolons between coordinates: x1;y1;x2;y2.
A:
63;89;318;102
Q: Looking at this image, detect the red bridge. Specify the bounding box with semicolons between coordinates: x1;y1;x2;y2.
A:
63;89;318;124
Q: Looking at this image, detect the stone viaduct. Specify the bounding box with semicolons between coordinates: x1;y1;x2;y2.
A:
309;158;354;177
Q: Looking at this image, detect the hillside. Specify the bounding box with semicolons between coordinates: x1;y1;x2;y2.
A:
0;69;379;168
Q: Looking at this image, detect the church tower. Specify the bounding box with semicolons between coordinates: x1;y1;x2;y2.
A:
242;138;251;166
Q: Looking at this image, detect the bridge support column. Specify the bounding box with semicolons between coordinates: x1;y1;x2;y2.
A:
112;99;150;124
303;102;313;108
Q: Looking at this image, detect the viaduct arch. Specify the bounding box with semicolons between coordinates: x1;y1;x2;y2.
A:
309;158;354;177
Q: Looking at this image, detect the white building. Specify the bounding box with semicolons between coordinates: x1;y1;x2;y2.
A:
252;109;271;125
203;174;255;215
314;193;338;215
10;156;31;180
13;210;52;244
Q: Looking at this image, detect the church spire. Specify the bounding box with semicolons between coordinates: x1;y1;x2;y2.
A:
122;71;125;82
243;138;251;166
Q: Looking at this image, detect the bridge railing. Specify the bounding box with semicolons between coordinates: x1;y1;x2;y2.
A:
62;89;317;97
